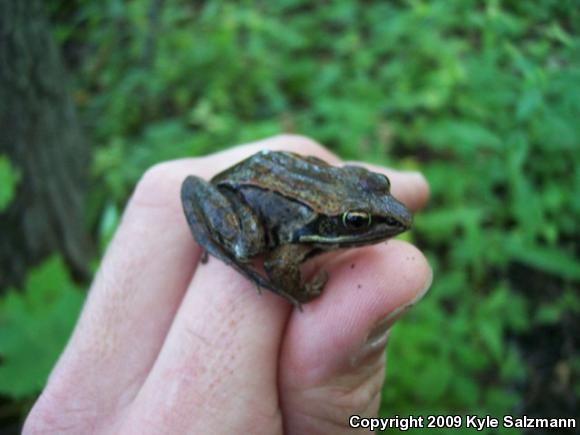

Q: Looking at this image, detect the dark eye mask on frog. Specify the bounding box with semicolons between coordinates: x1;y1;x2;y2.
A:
294;210;411;246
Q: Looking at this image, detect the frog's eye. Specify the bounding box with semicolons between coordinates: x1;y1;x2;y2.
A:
342;211;371;229
365;173;391;192
382;175;391;191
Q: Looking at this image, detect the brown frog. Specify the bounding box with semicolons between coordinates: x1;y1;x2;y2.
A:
181;150;412;308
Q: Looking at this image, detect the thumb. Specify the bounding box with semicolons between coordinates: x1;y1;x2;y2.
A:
278;241;432;435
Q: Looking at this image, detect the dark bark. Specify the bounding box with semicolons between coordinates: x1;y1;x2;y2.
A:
0;0;91;289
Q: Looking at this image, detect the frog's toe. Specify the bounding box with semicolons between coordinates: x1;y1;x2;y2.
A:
310;270;329;292
296;270;328;304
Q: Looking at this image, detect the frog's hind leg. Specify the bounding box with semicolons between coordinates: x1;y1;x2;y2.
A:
182;176;237;265
181;176;271;290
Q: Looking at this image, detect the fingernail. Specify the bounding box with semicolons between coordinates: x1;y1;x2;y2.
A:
350;306;406;367
352;265;433;366
367;305;408;347
411;265;433;305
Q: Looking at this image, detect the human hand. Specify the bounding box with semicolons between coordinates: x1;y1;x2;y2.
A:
23;135;432;435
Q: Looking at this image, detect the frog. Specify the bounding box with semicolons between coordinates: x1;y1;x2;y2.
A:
181;150;413;309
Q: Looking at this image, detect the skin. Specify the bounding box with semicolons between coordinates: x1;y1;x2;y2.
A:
23;135;432;435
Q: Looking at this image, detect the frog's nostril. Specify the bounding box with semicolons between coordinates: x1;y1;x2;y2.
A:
385;217;399;227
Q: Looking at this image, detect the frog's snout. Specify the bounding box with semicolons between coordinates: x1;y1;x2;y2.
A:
401;206;413;229
391;198;413;230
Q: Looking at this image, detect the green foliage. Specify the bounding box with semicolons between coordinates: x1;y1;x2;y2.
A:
0;154;19;212
3;0;579;430
0;257;84;398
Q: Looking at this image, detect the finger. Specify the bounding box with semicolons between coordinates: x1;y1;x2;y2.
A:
120;257;287;434
279;240;432;434
24;159;205;431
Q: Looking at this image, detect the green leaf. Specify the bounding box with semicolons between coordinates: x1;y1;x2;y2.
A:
98;201;120;252
478;320;504;362
0;256;85;398
413;355;453;401
535;305;561;324
506;239;580;281
0;154;20;211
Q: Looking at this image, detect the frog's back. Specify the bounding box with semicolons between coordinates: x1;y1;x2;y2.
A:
212;150;385;215
213;150;331;183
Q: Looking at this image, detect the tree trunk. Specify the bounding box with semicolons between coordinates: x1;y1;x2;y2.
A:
0;0;91;289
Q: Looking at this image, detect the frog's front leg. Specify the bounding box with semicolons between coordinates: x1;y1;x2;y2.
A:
264;244;329;307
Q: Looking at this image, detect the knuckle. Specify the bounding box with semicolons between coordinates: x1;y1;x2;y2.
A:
328;386;375;416
313;362;385;419
23;388;97;435
268;134;338;162
274;133;323;150
130;161;183;210
133;161;172;196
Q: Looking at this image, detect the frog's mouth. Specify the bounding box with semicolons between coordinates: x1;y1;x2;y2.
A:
298;230;404;246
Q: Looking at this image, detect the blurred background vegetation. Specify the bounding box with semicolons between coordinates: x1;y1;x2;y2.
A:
1;0;579;433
